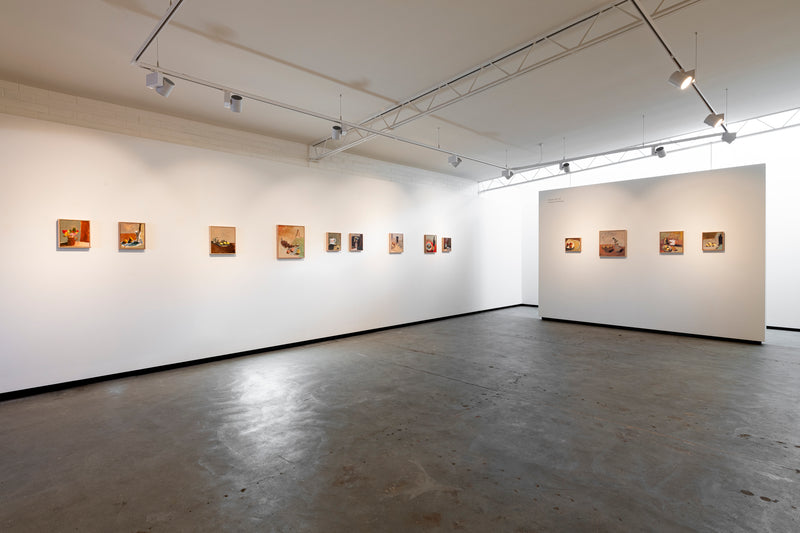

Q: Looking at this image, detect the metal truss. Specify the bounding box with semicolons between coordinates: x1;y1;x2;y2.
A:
477;106;800;193
309;0;702;161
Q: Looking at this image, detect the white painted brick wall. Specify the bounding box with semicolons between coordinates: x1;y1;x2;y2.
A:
0;79;475;193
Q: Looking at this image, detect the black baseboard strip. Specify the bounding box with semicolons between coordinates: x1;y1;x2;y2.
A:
519;304;539;308
540;316;763;345
0;303;525;402
766;325;800;333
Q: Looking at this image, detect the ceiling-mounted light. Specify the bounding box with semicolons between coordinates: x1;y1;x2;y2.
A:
722;131;737;144
668;69;695;90
229;94;243;113
448;155;462;168
652;146;666;158
332;124;343;140
155;77;175;97
502;169;514;179
146;71;175;97
560;161;571;173
704;112;724;128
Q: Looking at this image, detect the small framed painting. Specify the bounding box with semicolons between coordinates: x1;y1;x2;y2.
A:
326;232;342;252
277;225;305;259
58;219;91;249
349;233;363;251
599;230;626;257
659;231;684;254
119;222;145;250
565;237;581;253
702;231;725;252
442;237;452;253
389;233;404;254
210;226;236;254
424;234;437;254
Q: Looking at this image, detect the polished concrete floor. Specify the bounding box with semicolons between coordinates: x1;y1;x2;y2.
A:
1;307;799;532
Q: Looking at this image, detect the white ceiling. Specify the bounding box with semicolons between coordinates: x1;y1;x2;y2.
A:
1;0;799;181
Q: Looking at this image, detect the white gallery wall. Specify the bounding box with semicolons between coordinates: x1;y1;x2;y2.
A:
0;112;522;394
537;166;765;342
517;126;800;331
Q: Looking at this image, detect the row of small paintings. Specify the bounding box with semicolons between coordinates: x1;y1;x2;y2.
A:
564;230;725;256
57;220;453;257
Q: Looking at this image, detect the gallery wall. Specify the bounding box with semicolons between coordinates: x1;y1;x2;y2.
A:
518;127;800;331
0;113;523;394
537;165;766;342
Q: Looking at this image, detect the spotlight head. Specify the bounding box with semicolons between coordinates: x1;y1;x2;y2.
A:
502;169;514;179
448;155;462;168
722;131;737;144
560;161;571;173
332;124;343;140
229;94;242;113
668;69;695;90
223;90;231;109
704;112;724;128
145;71;163;89
652;146;666;158
154;77;175;97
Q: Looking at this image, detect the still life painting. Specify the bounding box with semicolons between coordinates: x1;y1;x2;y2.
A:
659;231;684;254
118;222;145;250
424;234;437;254
349;233;363;251
442;237;452;253
389;233;404;253
565;238;581;253
277;225;305;259
599;230;626;257
326;232;341;252
702;231;725;252
210;226;236;254
58;219;90;248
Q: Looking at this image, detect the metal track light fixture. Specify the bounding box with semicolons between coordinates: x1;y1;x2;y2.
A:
560;161;571;173
223;91;243;113
652;146;666;158
704;113;724;128
448;154;462;168
668;69;695;90
146;70;175;97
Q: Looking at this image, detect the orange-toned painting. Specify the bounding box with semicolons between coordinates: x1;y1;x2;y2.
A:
118;222;145;250
210;226;236;254
58;219;90;249
702;231;725;252
389;233;404;253
424;234;437;254
277;225;305;259
659;231;684;254
565;237;581;253
599;230;626;257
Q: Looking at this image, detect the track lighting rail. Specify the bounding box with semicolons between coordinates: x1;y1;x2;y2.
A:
309;0;702;161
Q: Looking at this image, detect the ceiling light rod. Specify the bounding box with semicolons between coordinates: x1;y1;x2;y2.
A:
310;0;701;159
130;0;186;65
509;133;720;174
629;0;728;133
136;61;506;170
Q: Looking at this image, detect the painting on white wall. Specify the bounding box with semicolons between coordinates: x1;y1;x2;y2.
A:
277;225;305;259
565;237;581;253
118;222;145;250
58;219;90;249
599;230;626;257
424;234;437;254
349;233;363;251
442;237;452;253
659;231;684;254
210;226;236;254
326;232;341;252
389;233;404;254
702;231;725;252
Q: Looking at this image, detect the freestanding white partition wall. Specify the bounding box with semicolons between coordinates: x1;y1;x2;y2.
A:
538;165;766;342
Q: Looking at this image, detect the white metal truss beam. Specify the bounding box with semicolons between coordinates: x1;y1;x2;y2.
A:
309;0;702;161
477;106;800;193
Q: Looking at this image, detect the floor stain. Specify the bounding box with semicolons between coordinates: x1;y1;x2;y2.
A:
738;434;751;439
740;490;754;496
